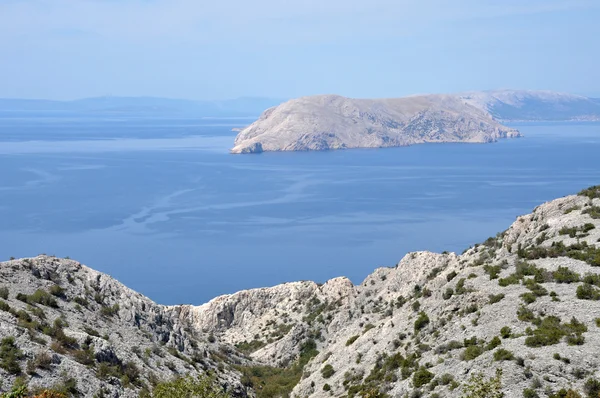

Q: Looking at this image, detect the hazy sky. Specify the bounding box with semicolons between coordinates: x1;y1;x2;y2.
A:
1;0;599;100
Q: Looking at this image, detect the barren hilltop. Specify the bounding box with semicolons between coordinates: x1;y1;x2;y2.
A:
230;94;520;154
1;186;600;397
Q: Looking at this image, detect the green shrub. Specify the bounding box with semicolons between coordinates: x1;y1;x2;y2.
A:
236;340;265;354
16;289;59;308
486;336;501;351
578;185;600;199
30;351;52;372
321;364;335;379
101;304;120;317
564;206;581;214
523;388;540;398
518;241;600;267
489;293;505;304
440;373;454;385
0;385;28;398
559;226;579;238
583;206;600;219
461;368;503;398
414;312;430;333
455;278;467;295
150;374;228;398
462;346;483;361
484;265;502;280
323;384;331;392
413;367;434;388
442;288;454;300
525;316;587;347
524;280;548;297
499;274;520;287
446;271;457;282
576;284;600;300
346;335;359;346
566;334;585;346
49;285;66;298
500;326;512;339
520;293;537;304
240;361;294;392
584;378;600;398
0;337;24;375
596;318;600;327
0;299;12;313
583;274;600;287
0;286;8;299
517;306;538;323
362;324;375;334
464;336;478;347
493;348;514;361
72;296;88;308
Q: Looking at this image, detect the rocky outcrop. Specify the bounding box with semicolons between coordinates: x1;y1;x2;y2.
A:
1;186;600;397
230;94;520;153
0;257;250;397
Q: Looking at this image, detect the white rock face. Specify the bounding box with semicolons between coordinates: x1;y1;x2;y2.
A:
231;94;521;153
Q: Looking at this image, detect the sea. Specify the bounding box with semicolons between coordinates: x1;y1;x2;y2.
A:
0;111;599;304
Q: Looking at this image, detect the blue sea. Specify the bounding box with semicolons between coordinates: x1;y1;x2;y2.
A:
1;111;599;304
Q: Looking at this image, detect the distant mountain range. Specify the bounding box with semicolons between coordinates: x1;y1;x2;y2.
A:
0;96;286;117
459;90;600;121
1;90;599;121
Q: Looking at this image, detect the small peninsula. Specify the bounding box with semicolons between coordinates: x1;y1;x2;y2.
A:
230;94;521;154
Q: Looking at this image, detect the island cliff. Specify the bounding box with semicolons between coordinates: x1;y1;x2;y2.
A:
231;94;520;154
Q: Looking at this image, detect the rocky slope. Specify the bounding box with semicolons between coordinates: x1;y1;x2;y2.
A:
0;257;251;397
1;186;600;397
230;94;520;154
460;90;600;121
187;186;600;398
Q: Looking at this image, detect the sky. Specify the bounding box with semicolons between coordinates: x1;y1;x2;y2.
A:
1;0;599;100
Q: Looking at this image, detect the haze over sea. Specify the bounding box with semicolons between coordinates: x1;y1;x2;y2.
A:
1;111;599;305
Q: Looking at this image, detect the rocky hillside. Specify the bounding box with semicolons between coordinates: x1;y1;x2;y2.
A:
230;94;520;154
1;186;600;397
460;90;600;121
187;186;600;398
0;257;250;397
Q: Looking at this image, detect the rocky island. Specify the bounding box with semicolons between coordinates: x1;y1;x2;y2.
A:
230;94;521;154
1;186;600;397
